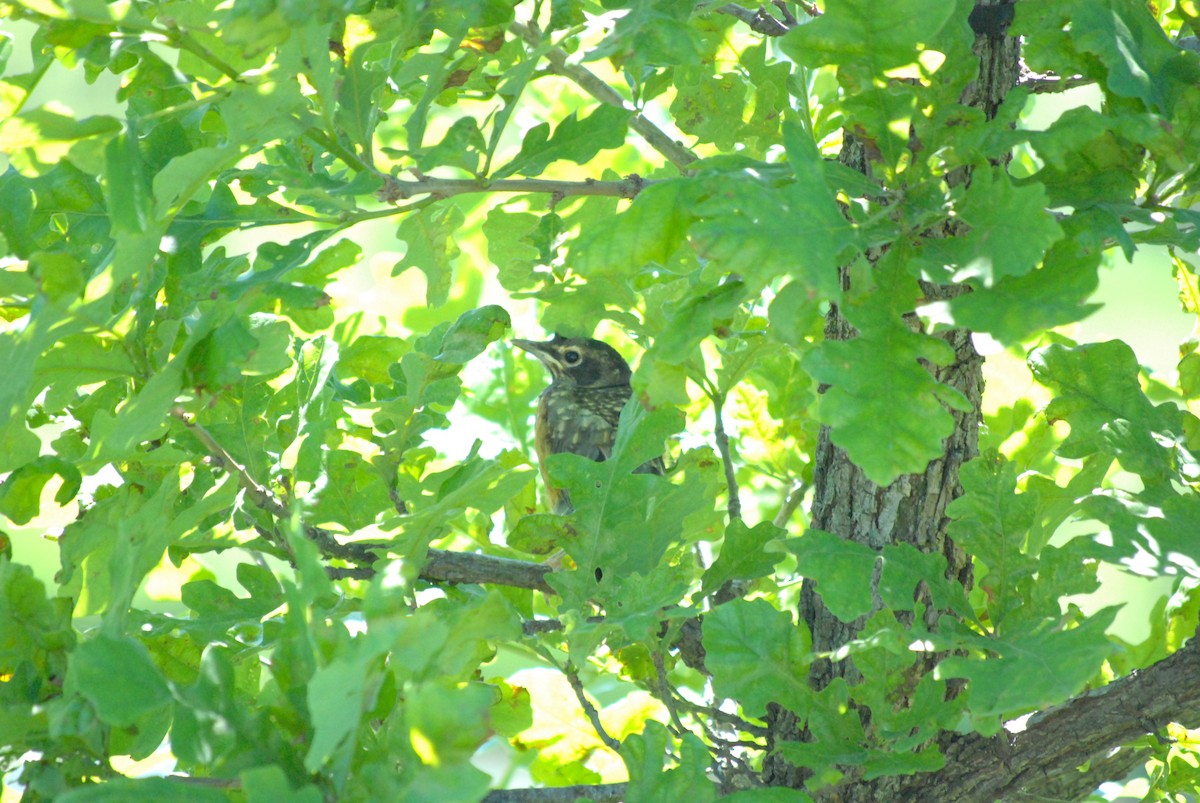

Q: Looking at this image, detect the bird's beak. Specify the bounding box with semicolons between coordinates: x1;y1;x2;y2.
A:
512;338;563;371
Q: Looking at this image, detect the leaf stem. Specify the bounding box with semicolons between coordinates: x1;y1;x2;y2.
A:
563;661;622;752
708;389;743;522
509;21;697;171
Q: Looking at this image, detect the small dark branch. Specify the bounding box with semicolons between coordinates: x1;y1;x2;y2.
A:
1017;72;1093;94
319;545;555;590
167;775;240;788
791;0;821;18
387;485;409;516
564;662;622;752
522;614;609;637
773;479;806;529
326;566;374;580
654;650;689;736
422;548;555;593
481;783;628;803
173;407;289;519
509;21;697;170
522;618;565;636
772;0;799;26
709;391;742;522
715;3;793;36
675;616;708;673
376;174;653;204
673;696;770;737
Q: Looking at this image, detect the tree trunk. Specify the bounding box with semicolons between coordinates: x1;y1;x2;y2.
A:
762;2;1022;790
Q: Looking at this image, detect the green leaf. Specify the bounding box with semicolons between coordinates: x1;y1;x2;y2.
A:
435;304;511;363
877;543;971;617
1029;340;1185;485
1073;0;1191;113
703;599;812;716
1027;108;1142;207
542;401;699;589
587;0;705;71
937;608;1118;730
945;451;1039;629
692;125;853;296
648;280;746;365
623;722;718;803
935;235;1103;344
804;253;967;485
493;105;632;179
669;68;748;150
787;530;879;621
86;361;182;464
482;207;544;291
241;766;324;803
0;109;120;172
393;204;466;307
573;179;702;277
66;633;171;728
0;560;73;672
940;168;1064;287
406;682;495;766
699;519;786;598
104;125;153;235
337;47;389;153
0;456;82;525
56;777;226;802
339;335;408;384
419;116;486;173
782;0;956;71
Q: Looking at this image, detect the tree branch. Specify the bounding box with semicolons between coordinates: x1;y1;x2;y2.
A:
1017;71;1093;94
171;407;555;594
376;174;655;204
481;783;627;803
564;662;623;752
509;21;697;170
421;548;554;593
714;3;795;36
828;631;1200;802
772;479;806;529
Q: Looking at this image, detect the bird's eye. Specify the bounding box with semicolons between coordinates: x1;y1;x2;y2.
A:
563;348;581;365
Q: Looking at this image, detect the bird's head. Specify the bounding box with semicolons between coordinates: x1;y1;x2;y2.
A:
512;335;632;388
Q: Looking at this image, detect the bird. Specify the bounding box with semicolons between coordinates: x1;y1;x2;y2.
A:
513;335;664;515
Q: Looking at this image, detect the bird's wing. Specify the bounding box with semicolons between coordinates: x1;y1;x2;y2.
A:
546;405;618;463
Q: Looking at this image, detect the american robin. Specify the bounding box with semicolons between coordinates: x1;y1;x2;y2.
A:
513;335;664;514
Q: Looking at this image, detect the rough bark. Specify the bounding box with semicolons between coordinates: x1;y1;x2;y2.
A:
762;0;1022;790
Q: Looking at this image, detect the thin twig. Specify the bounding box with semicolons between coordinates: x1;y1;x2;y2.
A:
772;479;806;529
708;391;742;521
377;174;654;203
509;21;697;170
654;649;690;737
672;696;770;737
387;485;409;516
326;566;374;580
481;783;628;803
167;775;240;788
715;3;793;36
564;662;622;752
1018;72;1094;94
173;407;289;518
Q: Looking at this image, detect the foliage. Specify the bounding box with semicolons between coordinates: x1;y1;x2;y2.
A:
0;0;1199;800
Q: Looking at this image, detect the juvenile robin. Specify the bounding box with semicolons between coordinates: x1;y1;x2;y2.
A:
513;335;664;514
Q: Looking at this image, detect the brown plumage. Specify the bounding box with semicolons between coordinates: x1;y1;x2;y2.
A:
513;335;664;514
